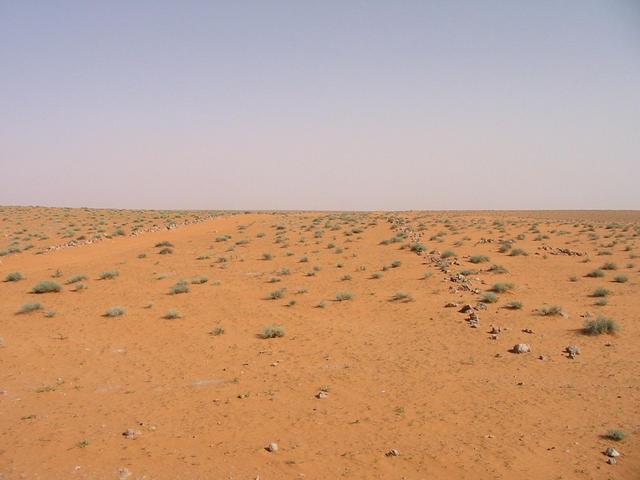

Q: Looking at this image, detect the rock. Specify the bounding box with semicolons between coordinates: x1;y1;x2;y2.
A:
605;447;620;457
607;457;617;465
117;467;132;479
475;302;487;311
445;302;459;308
122;429;141;440
565;345;581;358
385;449;400;457
512;343;530;354
522;328;534;334
316;390;328;399
459;304;474;313
266;442;279;453
490;326;502;334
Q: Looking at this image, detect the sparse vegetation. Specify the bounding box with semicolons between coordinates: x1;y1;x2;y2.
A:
18;302;43;314
104;307;125;317
583;316;618;335
538;304;563;316
261;324;285;338
32;280;61;293
5;272;23;282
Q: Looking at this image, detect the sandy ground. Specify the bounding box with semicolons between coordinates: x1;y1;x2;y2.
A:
1;208;639;479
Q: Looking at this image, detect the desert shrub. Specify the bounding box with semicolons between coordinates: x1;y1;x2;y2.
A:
210;326;225;336
441;250;456;258
480;292;498;303
586;269;604;278
299;256;309;263
104;307;125;317
261;324;285;338
390;291;413;302
606;429;626;441
335;291;353;301
341;274;352;281
171;280;190;294
583;316;618;335
505;300;523;310
595;298;608;306
5;272;23;282
591;287;611;297
268;277;281;283
601;262;617;270
569;275;578;282
371;272;383;279
268;288;286;300
158;247;174;255
390;260;402;268
470;255;490;264
538;304;563;316
491;282;515;293
163;309;182;319
100;271;119;280
613;274;628;283
155;241;174;248
18;302;43;314
315;300;326;308
32;280;61;293
66;274;87;284
262;253;273;260
137;253;147;259
509;248;528;256
191;276;208;284
410;242;427;253
74;283;87;291
488;264;508;274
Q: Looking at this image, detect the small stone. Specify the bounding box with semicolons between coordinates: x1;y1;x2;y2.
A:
122;429;140;440
117;467;132;479
607;457;617;465
565;345;581;358
490;326;502;335
385;449;400;457
605;447;620;457
316;390;328;399
459;304;474;313
522;328;534;334
445;302;459;308
266;442;278;453
512;343;530;354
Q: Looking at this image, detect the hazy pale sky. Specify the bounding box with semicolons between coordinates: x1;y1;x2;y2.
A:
1;1;639;210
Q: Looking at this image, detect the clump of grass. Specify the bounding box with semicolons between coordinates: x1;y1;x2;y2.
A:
44;310;56;318
261;324;285;338
601;262;617;270
605;429;627;441
441;250;456;258
586;269;604;278
191;276;208;284
469;255;490;264
158;247;174;255
583;316;618;335
99;271;119;280
538;304;564;316
591;287;611;298
390;260;402;268
104;307;125;317
410;242;427;253
505;300;523;310
262;253;273;260
595;298;608;306
18;302;43;314
480;292;498;303
268;277;282;283
335;291;353;301
170;280;190;294
32;280;61;293
488;264;508;274
371;272;383;279
65;274;87;284
509;248;528;256
390;291;413;302
155;241;174;248
268;288;286;300
613;274;628;283
491;282;514;293
5;272;23;282
74;283;87;291
163;309;182;319
209;326;225;336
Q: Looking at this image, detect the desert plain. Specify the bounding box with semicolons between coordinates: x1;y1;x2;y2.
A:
1;206;639;479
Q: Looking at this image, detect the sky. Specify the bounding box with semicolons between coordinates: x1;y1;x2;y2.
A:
1;1;639;210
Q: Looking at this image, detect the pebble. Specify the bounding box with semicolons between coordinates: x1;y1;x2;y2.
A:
513;343;530;354
266;442;278;452
122;429;141;440
605;447;620;457
385;449;400;457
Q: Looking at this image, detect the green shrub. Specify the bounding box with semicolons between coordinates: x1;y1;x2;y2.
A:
509;248;528;257
171;280;190;294
538;304;563;316
335;291;353;301
261;324;285;338
606;429;626;441
586;269;605;278
505;300;523;310
613;274;628;283
99;271;119;280
163;309;182;319
410;243;427;253
32;280;61;293
583;316;618;335
480;292;498;303
66;274;87;284
470;255;490;264
601;262;617;270
491;282;514;293
5;272;23;282
591;287;611;297
268;288;286;300
18;302;43;314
